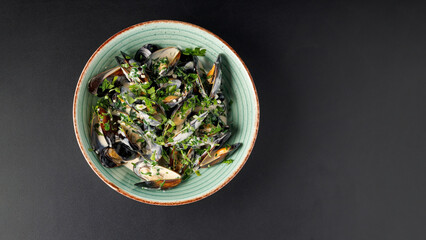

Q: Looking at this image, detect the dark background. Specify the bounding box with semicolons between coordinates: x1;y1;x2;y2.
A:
2;0;426;239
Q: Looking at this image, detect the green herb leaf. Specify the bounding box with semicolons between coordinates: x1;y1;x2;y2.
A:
103;122;110;131
182;47;206;56
147;87;155;95
222;159;234;165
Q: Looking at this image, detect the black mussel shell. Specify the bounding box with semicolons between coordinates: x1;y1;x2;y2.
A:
135;44;158;63
112;142;137;161
96;75;126;97
88;67;123;97
179;53;194;65
134;179;181;190
99;148;120;168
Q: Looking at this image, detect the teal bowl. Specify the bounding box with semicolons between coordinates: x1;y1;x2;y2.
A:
73;20;259;205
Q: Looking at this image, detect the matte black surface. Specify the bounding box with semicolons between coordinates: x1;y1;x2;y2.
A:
2;1;426;239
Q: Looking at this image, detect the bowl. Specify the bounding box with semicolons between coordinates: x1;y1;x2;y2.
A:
73;20;259;205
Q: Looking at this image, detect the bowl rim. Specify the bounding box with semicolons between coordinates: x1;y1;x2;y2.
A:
73;20;260;206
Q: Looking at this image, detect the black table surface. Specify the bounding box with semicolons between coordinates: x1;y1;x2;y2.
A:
2;1;426;239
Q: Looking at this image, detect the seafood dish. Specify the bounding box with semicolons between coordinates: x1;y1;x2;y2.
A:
87;44;241;190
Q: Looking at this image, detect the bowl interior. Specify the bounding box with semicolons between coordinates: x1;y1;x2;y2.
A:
74;21;258;205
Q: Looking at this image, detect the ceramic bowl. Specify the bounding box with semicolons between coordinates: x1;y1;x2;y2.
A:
73;20;259;205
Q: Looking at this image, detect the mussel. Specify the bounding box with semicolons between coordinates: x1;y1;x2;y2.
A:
162;83;193;108
193;56;208;98
134;44;158;64
141;130;163;162
199;143;241;168
99;147;123;168
169;147;194;174
116;51;149;83
88;67;125;97
207;55;222;98
133;160;181;189
165;111;209;147
133;99;166;127
90;112;109;155
148;47;181;77
94;106;118;144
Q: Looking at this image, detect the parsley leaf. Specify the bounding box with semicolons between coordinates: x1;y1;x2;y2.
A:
222;159;234;165
182;47;206;56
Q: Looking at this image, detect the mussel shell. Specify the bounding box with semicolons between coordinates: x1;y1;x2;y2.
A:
135;44;158;63
193;56;208;98
112;142;137;161
134;179;181;190
90;114;109;154
178;53;194;64
214;130;232;148
199;143;241;168
118;121;145;150
165;111;209;147
183;61;196;73
88;67;124;97
134;99;167;127
159;79;182;90
208;55;222;98
148;47;181;77
96;107;119;143
99;147;122;168
133;160;181;189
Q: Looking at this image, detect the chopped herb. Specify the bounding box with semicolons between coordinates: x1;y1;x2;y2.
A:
147;87;155;95
182;47;206;56
222;159;234;165
103;122;110;131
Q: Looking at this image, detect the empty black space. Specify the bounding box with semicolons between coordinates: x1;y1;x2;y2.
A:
1;1;426;239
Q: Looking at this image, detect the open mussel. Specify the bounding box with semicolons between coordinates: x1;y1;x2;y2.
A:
99;147;122;168
111;141;138;161
141;130;163;162
88;67;126;97
207;55;222;98
194;55;222;99
159;78;182;89
199;143;241;168
162;82;193;108
90;112;109;155
162;98;194;137
168;147;194;174
118;121;144;150
193;56;208;98
92;106;140;168
116;51;149;83
98;132;139;168
133;160;181;189
133;99;166;127
94;106;119;144
165;111;209;147
148;47;181;77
